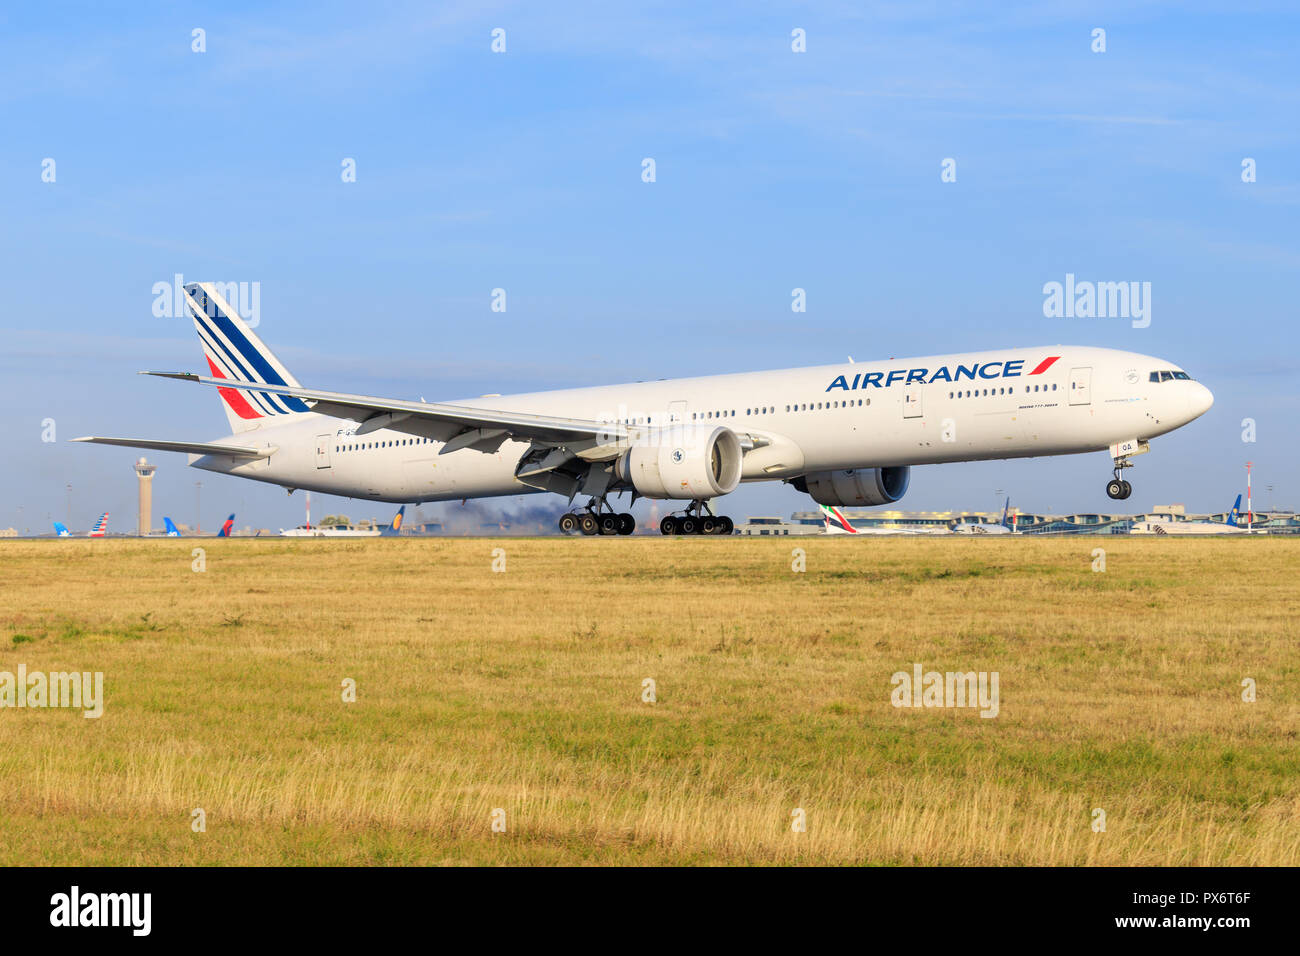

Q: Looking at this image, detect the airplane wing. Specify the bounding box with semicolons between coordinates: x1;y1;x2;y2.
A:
139;371;635;453
137;370;776;500
70;436;276;459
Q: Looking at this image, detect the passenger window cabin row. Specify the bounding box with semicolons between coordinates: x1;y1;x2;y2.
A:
339;378;1080;453
948;383;1059;398
337;437;433;453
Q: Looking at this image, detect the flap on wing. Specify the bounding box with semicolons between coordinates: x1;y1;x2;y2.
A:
71;437;276;459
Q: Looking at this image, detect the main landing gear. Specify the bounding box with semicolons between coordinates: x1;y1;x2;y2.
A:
1106;459;1134;500
558;497;635;536
659;500;734;536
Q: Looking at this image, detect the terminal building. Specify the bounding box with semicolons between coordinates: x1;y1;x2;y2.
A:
737;504;1299;535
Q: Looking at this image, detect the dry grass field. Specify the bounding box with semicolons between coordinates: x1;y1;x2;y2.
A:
0;536;1296;866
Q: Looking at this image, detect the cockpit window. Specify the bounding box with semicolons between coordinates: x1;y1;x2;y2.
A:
1172;371;1190;380
1150;370;1193;383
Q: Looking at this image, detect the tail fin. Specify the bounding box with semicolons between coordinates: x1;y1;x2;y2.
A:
90;513;108;537
53;521;69;537
1226;494;1243;527
184;282;312;434
383;505;406;536
1000;497;1011;528
217;514;235;538
820;504;858;534
163;517;180;537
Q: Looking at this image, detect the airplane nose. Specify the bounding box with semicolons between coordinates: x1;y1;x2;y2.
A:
1187;382;1213;419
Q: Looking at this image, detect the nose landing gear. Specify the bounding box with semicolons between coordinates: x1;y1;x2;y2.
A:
1104;439;1150;501
1106;460;1134;500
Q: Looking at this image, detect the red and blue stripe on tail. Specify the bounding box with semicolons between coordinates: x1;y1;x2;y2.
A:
184;283;311;433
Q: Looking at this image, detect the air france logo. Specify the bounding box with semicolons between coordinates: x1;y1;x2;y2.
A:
826;356;1059;392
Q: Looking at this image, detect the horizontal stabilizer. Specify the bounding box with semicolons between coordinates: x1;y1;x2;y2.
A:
71;437;276;459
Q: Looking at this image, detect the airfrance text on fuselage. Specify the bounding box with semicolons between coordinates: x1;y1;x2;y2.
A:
825;356;1059;392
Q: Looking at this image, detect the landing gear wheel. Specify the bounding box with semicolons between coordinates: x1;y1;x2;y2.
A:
558;513;579;535
1106;479;1125;500
579;513;599;536
718;516;734;535
1120;480;1132;500
617;513;635;535
660;516;678;535
599;514;620;536
701;516;717;535
679;515;698;535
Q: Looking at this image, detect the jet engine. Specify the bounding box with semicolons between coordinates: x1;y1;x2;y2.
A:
792;467;910;507
614;426;742;500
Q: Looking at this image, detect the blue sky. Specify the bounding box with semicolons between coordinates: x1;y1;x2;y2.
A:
2;2;1296;532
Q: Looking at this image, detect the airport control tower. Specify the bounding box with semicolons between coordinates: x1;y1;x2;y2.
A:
134;457;157;536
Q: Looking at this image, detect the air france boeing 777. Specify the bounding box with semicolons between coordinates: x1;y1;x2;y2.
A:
75;282;1213;535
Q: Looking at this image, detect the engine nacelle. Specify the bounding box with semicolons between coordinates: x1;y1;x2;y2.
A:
793;467;910;507
614;426;742;500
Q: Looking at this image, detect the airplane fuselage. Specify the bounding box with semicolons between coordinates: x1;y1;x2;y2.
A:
186;345;1213;504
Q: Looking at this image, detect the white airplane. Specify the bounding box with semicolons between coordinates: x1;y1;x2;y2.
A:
950;498;1015;535
819;504;948;535
74;282;1214;536
1129;495;1248;535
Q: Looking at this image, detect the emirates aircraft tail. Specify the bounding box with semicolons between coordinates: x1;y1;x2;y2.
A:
820;504;859;534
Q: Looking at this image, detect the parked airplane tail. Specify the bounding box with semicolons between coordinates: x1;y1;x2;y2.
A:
90;513;108;537
53;521;70;537
163;517;180;536
184;282;313;434
820;504;859;534
381;505;406;536
1000;497;1011;528
1226;494;1244;527
217;514;235;537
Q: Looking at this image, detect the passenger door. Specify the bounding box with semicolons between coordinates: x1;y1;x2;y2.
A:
1068;367;1092;406
903;385;923;419
667;399;689;444
315;434;332;469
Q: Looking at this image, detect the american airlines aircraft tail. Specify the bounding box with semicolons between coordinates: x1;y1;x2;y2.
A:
74;281;1214;536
